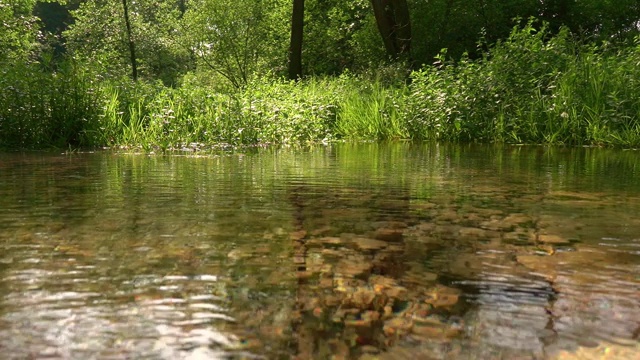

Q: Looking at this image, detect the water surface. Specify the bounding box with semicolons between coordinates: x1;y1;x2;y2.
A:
0;144;639;359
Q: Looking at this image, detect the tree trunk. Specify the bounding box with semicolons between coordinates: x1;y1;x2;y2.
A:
122;0;138;81
438;0;455;45
288;0;304;80
370;0;412;59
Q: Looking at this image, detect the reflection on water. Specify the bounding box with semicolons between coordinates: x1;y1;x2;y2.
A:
0;144;639;359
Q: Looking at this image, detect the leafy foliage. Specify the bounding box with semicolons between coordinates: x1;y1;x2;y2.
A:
181;0;289;87
0;0;41;62
406;20;640;146
304;0;383;73
65;0;191;85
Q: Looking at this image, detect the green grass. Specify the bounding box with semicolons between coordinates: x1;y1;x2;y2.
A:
335;79;408;140
0;60;102;149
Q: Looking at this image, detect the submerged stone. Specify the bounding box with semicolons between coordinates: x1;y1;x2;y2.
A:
538;233;571;244
424;285;461;309
351;237;388;251
373;228;404;242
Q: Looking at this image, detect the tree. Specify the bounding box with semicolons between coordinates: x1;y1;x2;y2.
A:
121;0;138;81
65;0;192;84
370;0;411;60
288;0;304;80
32;1;75;59
539;0;640;40
409;0;541;63
301;0;379;74
0;0;41;62
182;0;288;87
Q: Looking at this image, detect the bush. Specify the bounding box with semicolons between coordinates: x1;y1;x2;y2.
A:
406;19;640;146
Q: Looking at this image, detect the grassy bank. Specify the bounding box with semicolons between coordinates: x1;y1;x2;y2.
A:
406;23;640;146
2;22;640;150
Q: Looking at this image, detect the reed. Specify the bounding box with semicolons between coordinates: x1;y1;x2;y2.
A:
336;80;407;140
0;60;102;149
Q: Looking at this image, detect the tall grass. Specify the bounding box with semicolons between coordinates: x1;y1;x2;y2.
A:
93;76;342;150
336;79;407;140
0;60;102;149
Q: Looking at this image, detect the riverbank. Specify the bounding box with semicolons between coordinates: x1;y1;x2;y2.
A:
2;23;639;150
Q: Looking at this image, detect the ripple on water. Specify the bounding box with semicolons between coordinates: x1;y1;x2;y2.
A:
0;265;246;359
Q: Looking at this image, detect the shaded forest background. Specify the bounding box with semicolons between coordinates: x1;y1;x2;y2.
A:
7;0;639;85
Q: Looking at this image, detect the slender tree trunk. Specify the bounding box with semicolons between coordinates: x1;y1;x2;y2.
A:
288;0;304;80
370;0;412;59
437;0;455;46
178;0;186;16
122;0;138;81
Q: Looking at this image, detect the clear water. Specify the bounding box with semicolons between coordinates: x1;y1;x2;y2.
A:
0;143;638;359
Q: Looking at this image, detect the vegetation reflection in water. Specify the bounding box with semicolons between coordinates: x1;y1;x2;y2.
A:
0;143;639;359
